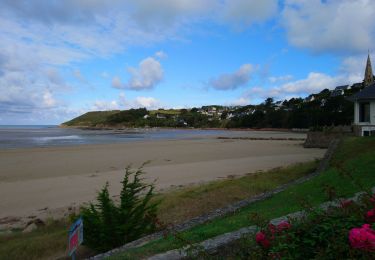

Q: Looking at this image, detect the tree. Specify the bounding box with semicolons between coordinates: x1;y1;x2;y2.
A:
81;165;159;252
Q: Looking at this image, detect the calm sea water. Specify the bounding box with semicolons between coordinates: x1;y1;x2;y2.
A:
0;125;230;149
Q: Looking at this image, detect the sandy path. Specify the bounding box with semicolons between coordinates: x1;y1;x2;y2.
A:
0;137;325;224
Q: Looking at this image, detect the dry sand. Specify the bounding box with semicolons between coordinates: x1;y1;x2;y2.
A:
0;132;325;229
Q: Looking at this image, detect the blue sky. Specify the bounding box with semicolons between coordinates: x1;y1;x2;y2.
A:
0;0;374;124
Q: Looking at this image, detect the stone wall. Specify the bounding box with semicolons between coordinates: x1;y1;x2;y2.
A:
304;131;345;148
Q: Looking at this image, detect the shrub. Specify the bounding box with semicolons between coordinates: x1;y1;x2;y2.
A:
80;165;159;252
250;194;375;259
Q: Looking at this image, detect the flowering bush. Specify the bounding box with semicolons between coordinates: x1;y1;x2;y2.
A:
349;224;375;252
255;231;270;248
255;221;292;250
365;208;375;223
248;193;375;259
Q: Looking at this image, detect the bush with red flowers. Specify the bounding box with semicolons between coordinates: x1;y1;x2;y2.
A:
365;208;375;223
244;193;375;259
349;224;375;252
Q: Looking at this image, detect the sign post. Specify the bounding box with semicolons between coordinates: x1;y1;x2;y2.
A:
68;217;83;260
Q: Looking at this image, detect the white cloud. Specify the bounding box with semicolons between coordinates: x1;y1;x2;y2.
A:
221;0;278;28
113;57;164;90
91;94;160;111
244;72;351;101
209;64;254;90
278;72;342;94
340;55;369;83
134;97;160;109
92;100;120;111
230;97;250;106
155;51;167;59
42;90;57;108
282;0;375;53
269;75;293;83
112;76;123;89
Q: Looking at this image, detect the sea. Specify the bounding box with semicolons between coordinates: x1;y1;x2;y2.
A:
0;125;230;149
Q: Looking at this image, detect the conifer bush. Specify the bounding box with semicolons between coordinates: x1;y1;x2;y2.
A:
80;165;159;252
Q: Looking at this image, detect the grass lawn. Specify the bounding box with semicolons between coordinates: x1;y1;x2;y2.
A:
111;137;375;259
149;109;181;115
0;220;68;260
0;157;317;260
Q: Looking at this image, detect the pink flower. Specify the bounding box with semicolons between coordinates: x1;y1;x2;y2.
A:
268;223;277;234
256;231;271;248
365;208;375;223
277;221;291;232
349;224;375;252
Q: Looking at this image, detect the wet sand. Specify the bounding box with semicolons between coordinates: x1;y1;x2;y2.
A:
0;132;325;228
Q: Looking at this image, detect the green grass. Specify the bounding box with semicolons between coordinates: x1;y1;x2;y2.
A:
62;110;120;126
0;221;68;260
149;109;181;115
111;137;375;259
155;161;317;225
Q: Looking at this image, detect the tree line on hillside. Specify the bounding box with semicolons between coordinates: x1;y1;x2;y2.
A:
64;85;362;129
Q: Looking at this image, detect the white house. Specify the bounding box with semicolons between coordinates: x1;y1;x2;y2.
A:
350;83;375;136
349;54;375;136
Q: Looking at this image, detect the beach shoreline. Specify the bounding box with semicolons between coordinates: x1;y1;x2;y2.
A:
0;132;325;230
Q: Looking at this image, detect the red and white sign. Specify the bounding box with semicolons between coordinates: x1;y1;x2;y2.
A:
68;218;83;256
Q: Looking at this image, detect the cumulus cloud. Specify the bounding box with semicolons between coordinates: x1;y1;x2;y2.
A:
277;72;342;95
0;67;64;114
92;100;120;111
134;97;160;109
282;0;375;53
113;57;164;90
209;64;254;90
243;71;352;101
91;93;160;111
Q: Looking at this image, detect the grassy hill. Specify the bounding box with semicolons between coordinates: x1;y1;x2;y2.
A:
61;110;120;127
61;109;183;127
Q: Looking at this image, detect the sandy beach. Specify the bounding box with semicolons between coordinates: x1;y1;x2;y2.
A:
0;131;325;228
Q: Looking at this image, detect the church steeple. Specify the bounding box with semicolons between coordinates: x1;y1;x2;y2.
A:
364;52;374;87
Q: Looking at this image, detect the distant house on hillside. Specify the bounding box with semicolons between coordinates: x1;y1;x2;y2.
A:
156;113;167;119
331;85;349;97
348;54;375;136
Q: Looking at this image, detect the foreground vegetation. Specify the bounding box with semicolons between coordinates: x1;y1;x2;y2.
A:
2;137;373;259
218;193;375;259
111;137;375;259
0;159;317;259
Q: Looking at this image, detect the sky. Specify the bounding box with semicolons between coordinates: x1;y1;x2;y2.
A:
0;0;375;125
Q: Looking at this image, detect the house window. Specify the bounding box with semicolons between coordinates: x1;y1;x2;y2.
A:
359;102;370;122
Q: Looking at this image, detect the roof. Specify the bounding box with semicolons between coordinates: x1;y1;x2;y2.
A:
334;85;349;90
348;82;375;101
